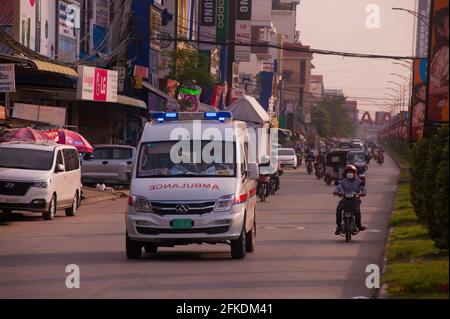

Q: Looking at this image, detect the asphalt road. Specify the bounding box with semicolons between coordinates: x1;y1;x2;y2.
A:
0;155;399;299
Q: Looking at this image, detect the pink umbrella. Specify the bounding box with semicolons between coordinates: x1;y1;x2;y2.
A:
45;129;93;153
1;127;55;143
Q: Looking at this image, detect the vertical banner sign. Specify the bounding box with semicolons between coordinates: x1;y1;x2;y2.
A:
235;0;252;62
0;64;16;92
426;0;449;126
410;59;428;140
216;0;229;43
199;0;216;50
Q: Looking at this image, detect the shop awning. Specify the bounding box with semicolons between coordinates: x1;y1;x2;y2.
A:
117;95;147;109
142;81;177;103
31;59;77;77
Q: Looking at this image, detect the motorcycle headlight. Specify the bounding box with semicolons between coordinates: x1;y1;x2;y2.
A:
33;181;49;189
129;195;152;213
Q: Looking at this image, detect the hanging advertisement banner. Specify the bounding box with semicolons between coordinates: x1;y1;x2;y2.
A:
410;59;428;140
235;0;252;62
150;5;162;51
77;66;118;102
0;64;15;92
426;0;449;126
235;21;251;62
216;0;229;43
59;0;78;39
198;0;216;50
95;0;109;28
200;0;216;26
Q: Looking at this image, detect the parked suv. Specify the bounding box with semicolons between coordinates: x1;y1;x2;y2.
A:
0;142;82;220
81;145;136;186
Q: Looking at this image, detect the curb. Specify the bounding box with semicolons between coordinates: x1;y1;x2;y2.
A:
377;150;404;299
80;188;128;206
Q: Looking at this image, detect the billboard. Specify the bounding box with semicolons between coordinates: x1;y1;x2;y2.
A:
59;0;79;39
150;4;162;51
18;0;37;50
410;59;428;140
216;0;229;43
426;0;449;125
40;0;56;58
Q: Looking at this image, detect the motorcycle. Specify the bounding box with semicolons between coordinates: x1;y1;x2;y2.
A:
306;160;314;175
270;174;280;195
377;155;384;166
296;151;303;167
338;192;361;242
257;175;271;202
314;163;324;179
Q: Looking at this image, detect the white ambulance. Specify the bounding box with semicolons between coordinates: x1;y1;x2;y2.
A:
126;112;259;259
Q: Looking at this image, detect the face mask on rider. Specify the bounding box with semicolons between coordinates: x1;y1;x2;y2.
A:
346;173;355;179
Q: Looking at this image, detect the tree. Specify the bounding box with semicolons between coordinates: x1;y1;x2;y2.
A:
162;49;217;95
311;95;356;138
311;104;331;137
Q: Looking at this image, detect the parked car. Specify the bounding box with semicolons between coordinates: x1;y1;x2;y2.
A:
81;145;136;186
278;148;298;169
0;142;82;220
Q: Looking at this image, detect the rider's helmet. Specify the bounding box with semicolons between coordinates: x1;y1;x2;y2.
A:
344;165;357;180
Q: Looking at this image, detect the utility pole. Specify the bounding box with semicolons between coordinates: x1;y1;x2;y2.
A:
225;1;236;107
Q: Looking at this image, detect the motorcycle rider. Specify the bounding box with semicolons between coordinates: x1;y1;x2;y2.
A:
314;150;325;172
334;165;367;235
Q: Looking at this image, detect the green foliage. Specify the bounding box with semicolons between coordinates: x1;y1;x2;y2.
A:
162;49;216;92
384;260;449;296
310;96;357;138
311;105;331;137
387;238;439;260
409;125;449;250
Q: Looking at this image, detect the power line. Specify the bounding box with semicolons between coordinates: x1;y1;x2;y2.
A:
146;35;425;61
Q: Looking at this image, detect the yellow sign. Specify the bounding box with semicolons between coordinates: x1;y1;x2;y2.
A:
134;77;143;89
0;106;5;120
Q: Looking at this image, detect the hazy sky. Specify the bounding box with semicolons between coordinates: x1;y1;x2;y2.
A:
297;0;418;117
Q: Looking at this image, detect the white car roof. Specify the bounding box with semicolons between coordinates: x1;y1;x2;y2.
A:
0;141;75;151
141;121;248;143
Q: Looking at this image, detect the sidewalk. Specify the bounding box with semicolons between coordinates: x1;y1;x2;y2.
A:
81;186;129;206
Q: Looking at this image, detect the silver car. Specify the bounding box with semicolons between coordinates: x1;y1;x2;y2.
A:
81;145;136;185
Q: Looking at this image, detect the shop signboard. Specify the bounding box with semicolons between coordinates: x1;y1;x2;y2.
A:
12;103;66;125
0;64;15;92
77;66;118;103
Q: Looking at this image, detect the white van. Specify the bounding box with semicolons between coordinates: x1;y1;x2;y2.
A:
0;142;82;220
126;112;259;259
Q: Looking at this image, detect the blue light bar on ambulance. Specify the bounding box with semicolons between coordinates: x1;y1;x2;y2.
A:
151;112;178;122
150;112;232;122
204;112;232;122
